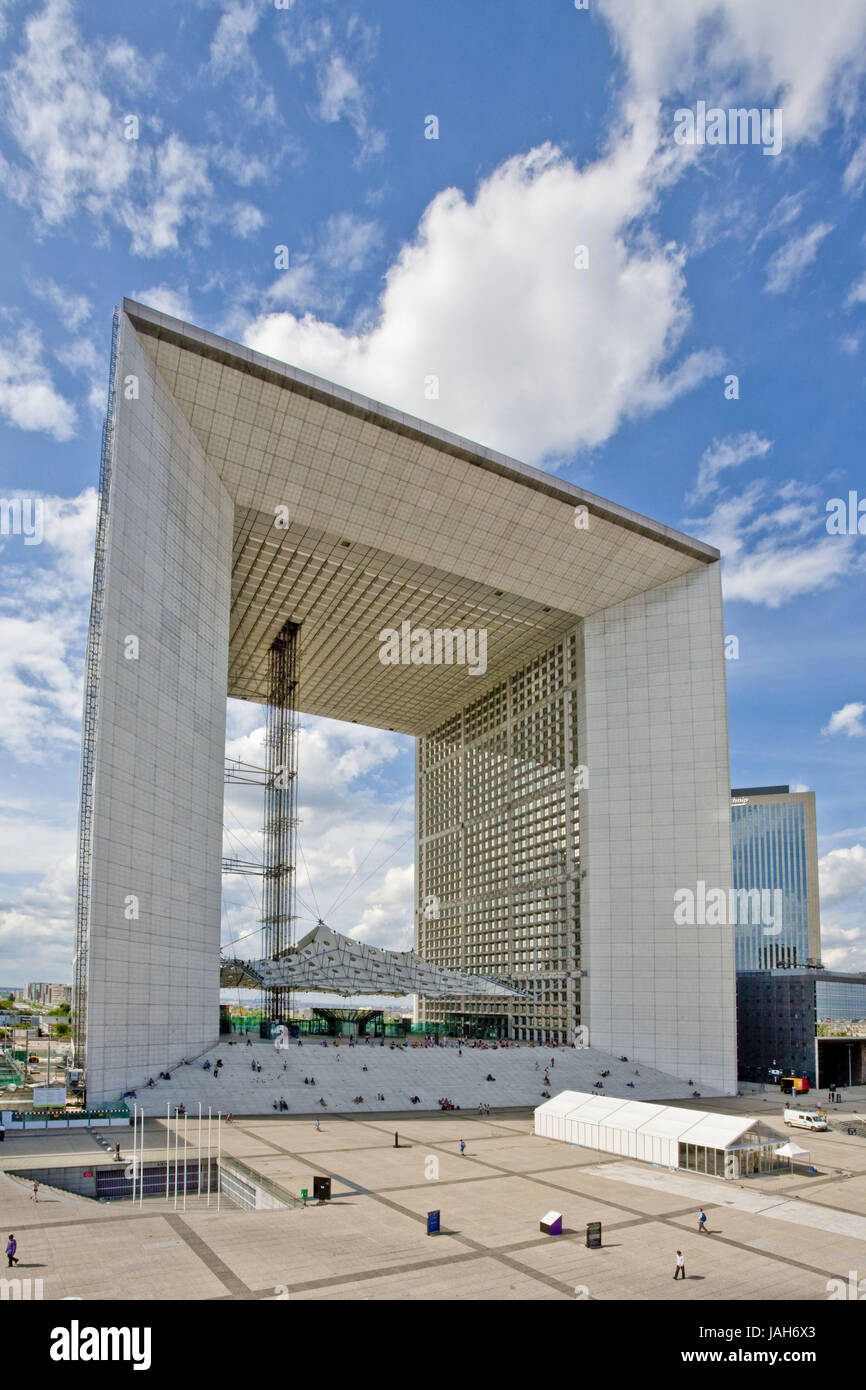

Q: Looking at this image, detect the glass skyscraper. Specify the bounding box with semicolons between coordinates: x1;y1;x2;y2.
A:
731;786;821;971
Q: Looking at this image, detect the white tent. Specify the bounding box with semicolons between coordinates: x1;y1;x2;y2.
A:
773;1139;810;1173
535;1091;785;1179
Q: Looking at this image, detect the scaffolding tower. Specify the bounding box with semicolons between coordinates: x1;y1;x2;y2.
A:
73;306;120;1077
261;621;301;1021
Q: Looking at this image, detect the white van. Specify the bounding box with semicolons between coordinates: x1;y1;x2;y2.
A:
784;1108;829;1131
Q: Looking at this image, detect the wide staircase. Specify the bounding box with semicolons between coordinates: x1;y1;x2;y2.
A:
127;1037;716;1118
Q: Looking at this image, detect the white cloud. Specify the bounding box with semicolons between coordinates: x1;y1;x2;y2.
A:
690;431;772;501
231;202;265;238
316;53;384;157
845;272;866;307
764;222;834;294
843;136;866;195
222;710;412;952
246;142;723;464
0;488;97;762
27;276;92;331
822;703;866;738
121;134;212;257
265;212;382;314
132;283;193;321
0;0;232;257
604;0;866;147
54;336;106;418
0;844;77;984
685;480;861;607
0;0;137;227
350;863;414;952
0;324;76;440
208;0;277;125
209;0;261;77
278;10;384;159
819;844;866;901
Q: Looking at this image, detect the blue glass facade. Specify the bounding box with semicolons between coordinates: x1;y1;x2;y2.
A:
731;791;819;971
816;979;866;1023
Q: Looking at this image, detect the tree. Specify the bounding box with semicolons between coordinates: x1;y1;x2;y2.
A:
53;1023;71;1038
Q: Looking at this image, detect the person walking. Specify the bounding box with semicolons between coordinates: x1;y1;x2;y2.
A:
30;1181;39;1203
459;1139;466;1156
6;1235;18;1267
673;1249;685;1280
315;1118;320;1131
698;1209;708;1234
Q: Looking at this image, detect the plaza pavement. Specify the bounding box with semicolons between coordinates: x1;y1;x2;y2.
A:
2;1089;866;1300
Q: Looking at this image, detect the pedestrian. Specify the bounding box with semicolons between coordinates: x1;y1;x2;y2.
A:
698;1209;708;1234
673;1249;685;1280
226;1112;233;1124
459;1139;466;1156
6;1234;18;1267
31;1181;39;1202
315;1118;320;1131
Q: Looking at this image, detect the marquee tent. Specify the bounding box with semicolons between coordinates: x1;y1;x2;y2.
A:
534;1091;786;1179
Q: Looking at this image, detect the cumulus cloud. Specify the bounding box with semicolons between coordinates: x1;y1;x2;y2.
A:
0;324;76;440
0;489;97;762
817;842;866;970
222;708;412;954
246;142;723;464
132;283;193;321
604;0;866;147
819;844;866;902
822;703;866;738
350;863;414;952
0;841;78;984
689;431;772;502
685;480;861;607
0;0;258;257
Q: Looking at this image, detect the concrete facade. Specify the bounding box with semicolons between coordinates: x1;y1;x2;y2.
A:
417;566;737;1093
75;300;736;1101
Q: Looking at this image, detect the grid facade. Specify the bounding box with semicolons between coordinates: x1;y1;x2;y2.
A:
416;632;581;1042
731;790;821;971
815;978;866;1022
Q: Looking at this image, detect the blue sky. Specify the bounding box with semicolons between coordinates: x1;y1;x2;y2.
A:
0;0;865;991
